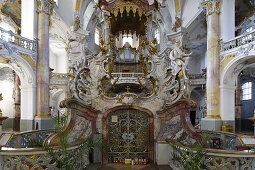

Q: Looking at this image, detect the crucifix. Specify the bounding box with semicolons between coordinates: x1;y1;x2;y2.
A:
125;86;130;93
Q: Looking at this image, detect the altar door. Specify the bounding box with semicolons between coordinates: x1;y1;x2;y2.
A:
107;109;149;162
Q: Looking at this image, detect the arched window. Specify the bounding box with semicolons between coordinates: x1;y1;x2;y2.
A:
242;82;252;100
95;28;100;45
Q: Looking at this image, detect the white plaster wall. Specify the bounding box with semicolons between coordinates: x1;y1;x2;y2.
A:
188;56;202;74
0;79;14;118
21;0;37;39
220;0;235;41
182;0;201;28
56;54;68;73
0;22;15;32
82;1;96;31
49;45;68;73
54;0;74;27
57;92;66;110
165;0;175;27
220;85;235;121
49;49;57;72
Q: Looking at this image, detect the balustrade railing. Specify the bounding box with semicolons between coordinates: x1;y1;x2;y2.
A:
201;130;244;151
0;27;37;52
112;73;144;78
188;73;206;79
50;73;68;79
1;144;88;169
111;73;144;84
221;30;255;52
6;129;54;148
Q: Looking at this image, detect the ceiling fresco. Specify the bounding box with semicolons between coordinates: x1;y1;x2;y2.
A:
0;0;21;28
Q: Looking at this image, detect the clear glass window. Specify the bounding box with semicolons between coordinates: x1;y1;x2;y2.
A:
242;82;252;100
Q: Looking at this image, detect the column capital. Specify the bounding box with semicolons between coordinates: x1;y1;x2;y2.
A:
37;0;55;15
201;0;221;16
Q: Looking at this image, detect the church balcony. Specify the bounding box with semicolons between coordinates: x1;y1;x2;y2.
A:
0;27;37;53
50;72;68;86
220;29;255;72
111;72;144;84
188;73;206;86
220;29;255;53
0;27;37;70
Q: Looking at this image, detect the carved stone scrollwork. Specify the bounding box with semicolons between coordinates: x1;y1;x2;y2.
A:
37;0;55;15
72;67;92;104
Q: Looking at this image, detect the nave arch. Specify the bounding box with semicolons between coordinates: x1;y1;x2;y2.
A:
0;50;36;131
221;50;255;129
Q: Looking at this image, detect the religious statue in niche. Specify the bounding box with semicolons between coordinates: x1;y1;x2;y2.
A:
168;40;191;80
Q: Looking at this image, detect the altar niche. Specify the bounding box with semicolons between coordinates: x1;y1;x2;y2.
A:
102;106;154;164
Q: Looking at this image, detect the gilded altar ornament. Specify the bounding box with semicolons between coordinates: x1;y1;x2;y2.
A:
99;38;109;55
37;0;55;15
112;3;144;20
201;0;221;16
148;38;158;55
68;74;75;80
19;53;35;70
118;93;140;105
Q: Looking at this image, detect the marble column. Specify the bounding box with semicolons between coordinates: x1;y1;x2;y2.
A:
13;72;21;131
35;0;55;129
201;0;222;131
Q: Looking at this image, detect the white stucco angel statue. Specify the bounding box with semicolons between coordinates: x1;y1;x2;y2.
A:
168;40;192;80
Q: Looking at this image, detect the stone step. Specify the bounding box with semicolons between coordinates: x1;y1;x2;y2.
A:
85;163;173;170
